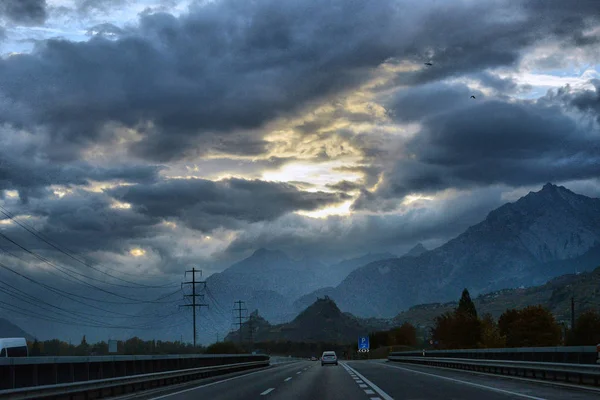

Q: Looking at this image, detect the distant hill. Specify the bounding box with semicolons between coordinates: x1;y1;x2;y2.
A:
226;297;382;344
312;183;600;317
393;265;600;328
201;249;397;343
0;318;34;341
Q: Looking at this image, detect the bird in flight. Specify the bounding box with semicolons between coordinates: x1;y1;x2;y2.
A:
470;95;476;99
424;62;433;66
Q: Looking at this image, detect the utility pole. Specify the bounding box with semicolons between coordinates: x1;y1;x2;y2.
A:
233;301;247;345
180;268;208;347
571;296;575;330
248;315;254;345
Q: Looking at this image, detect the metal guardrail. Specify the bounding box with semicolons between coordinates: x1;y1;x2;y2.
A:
0;354;268;391
390;345;599;364
0;360;269;400
388;356;600;387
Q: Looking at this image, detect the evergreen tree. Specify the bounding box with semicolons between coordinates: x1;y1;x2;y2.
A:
457;288;478;319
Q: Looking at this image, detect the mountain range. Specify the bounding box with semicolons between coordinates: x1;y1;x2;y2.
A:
299;183;600;318
225;297;390;344
393;265;600;329
0;318;34;341
225;265;600;345
200;250;396;337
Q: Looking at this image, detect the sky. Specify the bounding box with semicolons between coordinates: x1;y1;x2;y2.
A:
0;0;600;289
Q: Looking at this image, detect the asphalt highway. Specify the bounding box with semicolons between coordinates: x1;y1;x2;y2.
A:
143;359;600;400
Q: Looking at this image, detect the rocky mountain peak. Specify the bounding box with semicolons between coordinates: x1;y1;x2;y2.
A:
404;243;428;257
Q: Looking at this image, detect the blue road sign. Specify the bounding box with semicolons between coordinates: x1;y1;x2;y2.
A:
358;336;370;350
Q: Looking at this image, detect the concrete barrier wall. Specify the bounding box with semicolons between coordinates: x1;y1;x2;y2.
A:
0;354;269;390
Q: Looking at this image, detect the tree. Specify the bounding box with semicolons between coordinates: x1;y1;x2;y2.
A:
498;306;561;347
458;288;478;319
433;289;481;349
390;323;417;347
478;313;505;348
568;310;600;346
31;339;42;356
76;335;90;356
205;341;243;354
432;311;460;349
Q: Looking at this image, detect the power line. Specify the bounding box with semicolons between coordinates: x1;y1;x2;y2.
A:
0;235;181;305
0;231;177;303
0;206;176;285
180;268;208;347
0;279;182;321
0;261;180;325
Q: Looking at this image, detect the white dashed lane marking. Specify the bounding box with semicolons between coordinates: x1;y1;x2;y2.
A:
284;377;292;382
341;362;394;400
260;388;274;395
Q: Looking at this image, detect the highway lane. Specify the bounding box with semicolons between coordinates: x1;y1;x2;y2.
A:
348;360;600;400
145;360;380;400
140;359;600;400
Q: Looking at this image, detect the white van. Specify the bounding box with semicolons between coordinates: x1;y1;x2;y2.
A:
0;338;29;357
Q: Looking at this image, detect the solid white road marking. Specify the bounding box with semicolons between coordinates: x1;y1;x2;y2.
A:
359;384;368;388
342;363;394;400
371;397;382;400
149;365;273;399
260;388;275;395
381;364;548;400
365;389;375;395
284;377;292;382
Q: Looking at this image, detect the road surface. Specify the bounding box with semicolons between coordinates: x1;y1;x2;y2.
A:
139;360;600;400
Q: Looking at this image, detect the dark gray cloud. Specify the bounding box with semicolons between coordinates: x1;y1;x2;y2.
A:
0;190;166;273
326;180;363;192
76;0;126;14
2;0;598;163
551;80;600;123
0;0;47;25
0;0;404;162
389;1;600;87
386;83;479;122
86;23;126;39
108;178;351;232
224;185;509;262
0;27;6;41
0;130;163;203
354;87;600;210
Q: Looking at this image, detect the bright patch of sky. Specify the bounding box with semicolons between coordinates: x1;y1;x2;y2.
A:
0;0;192;55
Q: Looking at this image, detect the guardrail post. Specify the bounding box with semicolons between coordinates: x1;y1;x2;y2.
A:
597;344;600;364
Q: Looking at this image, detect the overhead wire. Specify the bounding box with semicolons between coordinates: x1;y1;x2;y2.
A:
0;262;181;323
0;232;179;304
0;279;183;321
0;206;174;285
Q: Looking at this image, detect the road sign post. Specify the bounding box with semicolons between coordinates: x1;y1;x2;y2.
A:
358;336;369;351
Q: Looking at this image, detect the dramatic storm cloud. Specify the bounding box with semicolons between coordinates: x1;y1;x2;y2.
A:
0;0;600;343
0;0;48;25
108;178;350;231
